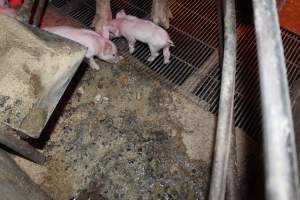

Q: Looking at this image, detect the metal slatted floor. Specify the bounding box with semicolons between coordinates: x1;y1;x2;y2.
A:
51;0;300;141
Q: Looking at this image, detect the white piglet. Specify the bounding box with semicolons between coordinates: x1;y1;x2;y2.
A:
0;7;15;17
0;0;16;18
43;26;119;70
0;0;8;8
104;10;174;64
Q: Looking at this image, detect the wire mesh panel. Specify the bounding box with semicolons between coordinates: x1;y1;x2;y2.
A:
51;0;300;141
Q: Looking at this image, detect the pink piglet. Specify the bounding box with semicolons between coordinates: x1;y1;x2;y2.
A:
104;9;174;64
43;25;119;70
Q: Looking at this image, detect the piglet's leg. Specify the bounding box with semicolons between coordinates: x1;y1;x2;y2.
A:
87;57;100;70
151;0;172;29
147;45;160;62
126;37;136;54
163;46;170;64
92;0;112;33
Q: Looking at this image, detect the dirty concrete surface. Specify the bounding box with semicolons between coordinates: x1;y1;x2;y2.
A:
28;59;216;200
37;10;214;199
9;5;263;200
16;57;261;200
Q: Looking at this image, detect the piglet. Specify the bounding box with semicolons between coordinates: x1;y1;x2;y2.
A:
43;26;119;70
0;0;8;8
104;9;174;64
0;0;16;18
0;7;15;17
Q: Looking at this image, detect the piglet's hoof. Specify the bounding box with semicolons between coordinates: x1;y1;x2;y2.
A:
164;59;170;64
129;48;135;54
90;64;100;70
88;58;100;70
147;57;156;62
118;56;125;61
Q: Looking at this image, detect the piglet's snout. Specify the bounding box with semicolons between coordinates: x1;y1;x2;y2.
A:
108;56;119;64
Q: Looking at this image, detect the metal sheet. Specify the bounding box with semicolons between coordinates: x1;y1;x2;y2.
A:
0;15;86;138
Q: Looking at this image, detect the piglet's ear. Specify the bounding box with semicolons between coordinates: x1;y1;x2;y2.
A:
116;9;126;19
103;42;112;56
102;25;110;39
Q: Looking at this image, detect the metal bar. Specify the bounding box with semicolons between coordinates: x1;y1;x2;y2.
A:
225;128;239;200
252;0;300;199
0;148;50;200
208;0;237;199
215;0;224;66
32;0;48;26
0;126;45;164
173;0;217;25
181;50;218;92
201;65;221;99
199;66;220;100
167;62;186;83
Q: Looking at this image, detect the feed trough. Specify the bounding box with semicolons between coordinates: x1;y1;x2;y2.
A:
0;14;86;138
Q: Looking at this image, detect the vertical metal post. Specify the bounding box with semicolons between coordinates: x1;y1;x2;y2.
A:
252;0;300;199
32;0;47;26
226;131;239;200
215;0;223;65
209;0;237;199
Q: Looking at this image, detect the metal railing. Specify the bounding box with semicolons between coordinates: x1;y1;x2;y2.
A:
252;0;300;199
208;0;237;199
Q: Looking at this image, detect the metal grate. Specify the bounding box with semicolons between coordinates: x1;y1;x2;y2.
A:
51;0;300;141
